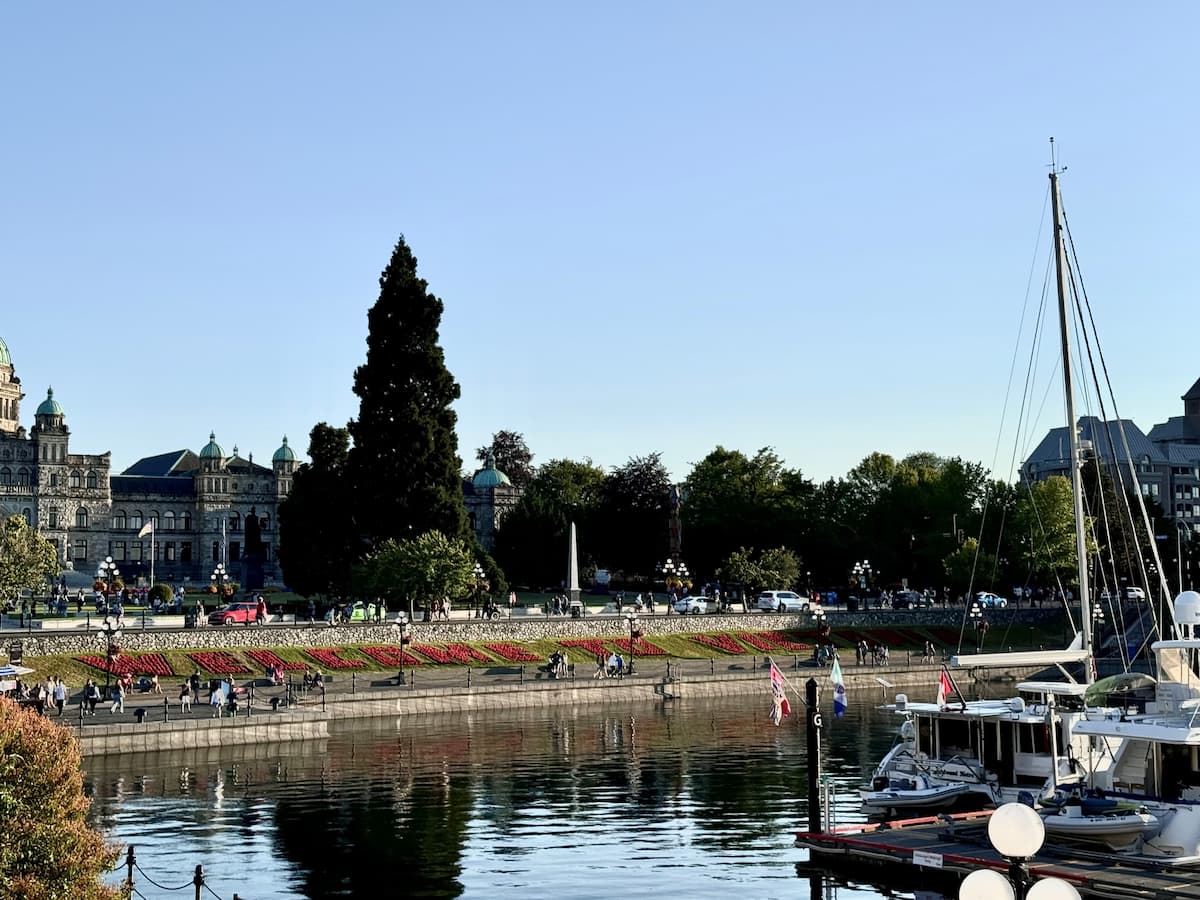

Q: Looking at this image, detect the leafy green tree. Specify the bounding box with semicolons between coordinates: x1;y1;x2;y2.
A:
1013;476;1090;581
476;430;535;488
348;236;469;548
492;458;605;587
364;531;474;619
0;514;57;604
943;537;999;596
718;546;800;594
594;454;673;578
0;699;120;899
279;424;359;598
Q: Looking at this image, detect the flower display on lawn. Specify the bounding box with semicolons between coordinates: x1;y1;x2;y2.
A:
761;631;812;652
690;634;747;654
359;645;423;668
482;642;541;663
734;632;782;653
559;638;608;658
188;651;251;674
304;648;367;670
611;637;666;656
245;649;307;672
411;644;454;664
446;644;492;664
75;653;174;676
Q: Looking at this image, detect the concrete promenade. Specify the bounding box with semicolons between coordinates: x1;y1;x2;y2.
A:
65;655;955;756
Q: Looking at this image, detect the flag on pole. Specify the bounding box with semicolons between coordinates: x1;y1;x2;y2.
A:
937;667;955;710
831;657;847;718
769;661;791;726
138;522;154;538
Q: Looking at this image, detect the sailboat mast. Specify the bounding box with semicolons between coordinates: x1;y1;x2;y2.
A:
1050;168;1093;674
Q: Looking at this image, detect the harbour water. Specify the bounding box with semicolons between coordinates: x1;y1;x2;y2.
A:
84;689;957;899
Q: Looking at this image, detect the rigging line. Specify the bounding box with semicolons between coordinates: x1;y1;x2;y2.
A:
1014;252;1056;466
132;862;193;892
204;883;227;900
1064;215;1171;619
132;888;150;900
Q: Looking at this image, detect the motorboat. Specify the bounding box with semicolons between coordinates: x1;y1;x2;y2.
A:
1041;802;1160;850
860;774;974;814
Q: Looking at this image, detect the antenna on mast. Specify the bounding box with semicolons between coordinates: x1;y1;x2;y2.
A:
1049;136;1067;177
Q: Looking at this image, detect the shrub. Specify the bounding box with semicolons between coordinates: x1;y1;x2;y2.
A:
148;582;173;606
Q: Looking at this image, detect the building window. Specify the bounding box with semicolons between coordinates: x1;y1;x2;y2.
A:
70;470;81;488
72;539;87;562
113;511;127;530
76;507;88;528
130;511;143;531
163;511;175;530
129;543;142;562
49;473;58;487
86;471;98;489
180;542;192;562
0;468;10;486
229;513;241;532
16;467;30;486
21;508;31;525
48;508;58;528
165;542;176;562
150;512;159;530
261;513;271;531
229;541;241;562
180;512;192;530
212;541;220;562
110;541;126;561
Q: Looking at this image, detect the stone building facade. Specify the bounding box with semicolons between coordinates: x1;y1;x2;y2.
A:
463;451;521;551
0;335;295;586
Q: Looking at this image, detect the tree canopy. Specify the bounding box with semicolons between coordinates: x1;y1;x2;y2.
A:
348;235;469;548
278;424;358;598
0;514;57;602
476;430;535;488
362;531;475;618
0;699;120;899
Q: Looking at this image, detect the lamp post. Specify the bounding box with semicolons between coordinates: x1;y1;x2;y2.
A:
970;601;986;650
97;557;120;604
626;612;641;676
98;617;123;701
1092;599;1105;645
659;559;690;605
472;562;485;618
210;563;229;608
959;802;1080;900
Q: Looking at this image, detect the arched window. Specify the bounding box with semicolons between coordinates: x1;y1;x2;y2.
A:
130;511;143;531
16;467;30;486
86;471;98;489
229;512;241;532
163;511;176;531
21;508;31;525
76;507;88;528
0;467;10;486
149;512;159;530
48;508;59;528
180;512;192;531
112;510;127;530
70;470;81;488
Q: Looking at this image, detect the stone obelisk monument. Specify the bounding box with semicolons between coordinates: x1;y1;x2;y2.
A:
567;521;580;606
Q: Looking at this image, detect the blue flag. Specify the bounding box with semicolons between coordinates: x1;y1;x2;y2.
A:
831;657;847;718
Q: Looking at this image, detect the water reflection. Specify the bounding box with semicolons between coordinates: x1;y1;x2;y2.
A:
85;693;968;899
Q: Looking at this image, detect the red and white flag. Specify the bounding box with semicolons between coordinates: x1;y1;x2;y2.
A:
937;668;954;710
769;662;791;726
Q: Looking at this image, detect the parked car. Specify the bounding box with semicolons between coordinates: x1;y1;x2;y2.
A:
1123;586;1146;602
890;590;932;610
672;595;707;615
756;590;810;613
208;602;258;626
974;591;1008;609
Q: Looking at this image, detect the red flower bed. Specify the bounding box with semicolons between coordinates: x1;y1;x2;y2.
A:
762;631;812;652
691;634;747;654
304;648;367;670
188;651;251;674
446;643;492;664
245;649;307;672
560;638;608;657
735;632;783;653
611;637;666;656
75;652;174;676
360;645;423;667
483;642;541;662
411;644;453;664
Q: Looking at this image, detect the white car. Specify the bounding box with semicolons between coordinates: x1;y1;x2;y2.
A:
672;596;707;615
756;590;810;613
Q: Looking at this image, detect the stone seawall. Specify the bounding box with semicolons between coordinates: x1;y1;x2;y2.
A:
18;607;1067;658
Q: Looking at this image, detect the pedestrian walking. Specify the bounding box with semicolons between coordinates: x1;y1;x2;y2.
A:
110;682;125;714
83;679;99;715
53;677;67;716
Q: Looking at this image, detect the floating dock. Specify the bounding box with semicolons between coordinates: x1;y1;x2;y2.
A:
796;810;1200;900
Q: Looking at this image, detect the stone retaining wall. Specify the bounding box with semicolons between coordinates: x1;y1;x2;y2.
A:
16;607;1066;658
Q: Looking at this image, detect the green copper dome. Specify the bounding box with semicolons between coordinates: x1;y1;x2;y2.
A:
272;435;297;463
36;387;64;417
199;431;225;460
0;337;10;368
473;451;511;488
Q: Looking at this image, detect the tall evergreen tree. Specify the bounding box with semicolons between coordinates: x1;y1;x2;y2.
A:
348;236;469;546
278;424;358;597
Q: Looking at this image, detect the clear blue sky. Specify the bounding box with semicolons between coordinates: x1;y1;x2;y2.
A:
2;4;1197;484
